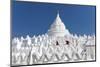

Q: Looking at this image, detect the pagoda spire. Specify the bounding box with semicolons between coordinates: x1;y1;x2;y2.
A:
57;10;60;18
55;10;63;25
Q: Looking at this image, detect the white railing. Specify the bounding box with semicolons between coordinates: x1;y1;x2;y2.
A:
12;34;95;65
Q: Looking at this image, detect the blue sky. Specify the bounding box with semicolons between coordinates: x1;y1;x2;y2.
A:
12;1;96;37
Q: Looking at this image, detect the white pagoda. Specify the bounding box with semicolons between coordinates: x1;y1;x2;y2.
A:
12;12;95;66
48;12;70;37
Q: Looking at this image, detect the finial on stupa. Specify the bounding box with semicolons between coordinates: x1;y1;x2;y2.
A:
55;10;63;24
57;10;60;18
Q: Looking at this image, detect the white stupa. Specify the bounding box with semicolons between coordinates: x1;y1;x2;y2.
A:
47;11;70;37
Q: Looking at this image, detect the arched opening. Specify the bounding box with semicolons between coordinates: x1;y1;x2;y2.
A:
56;41;59;46
66;40;69;45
